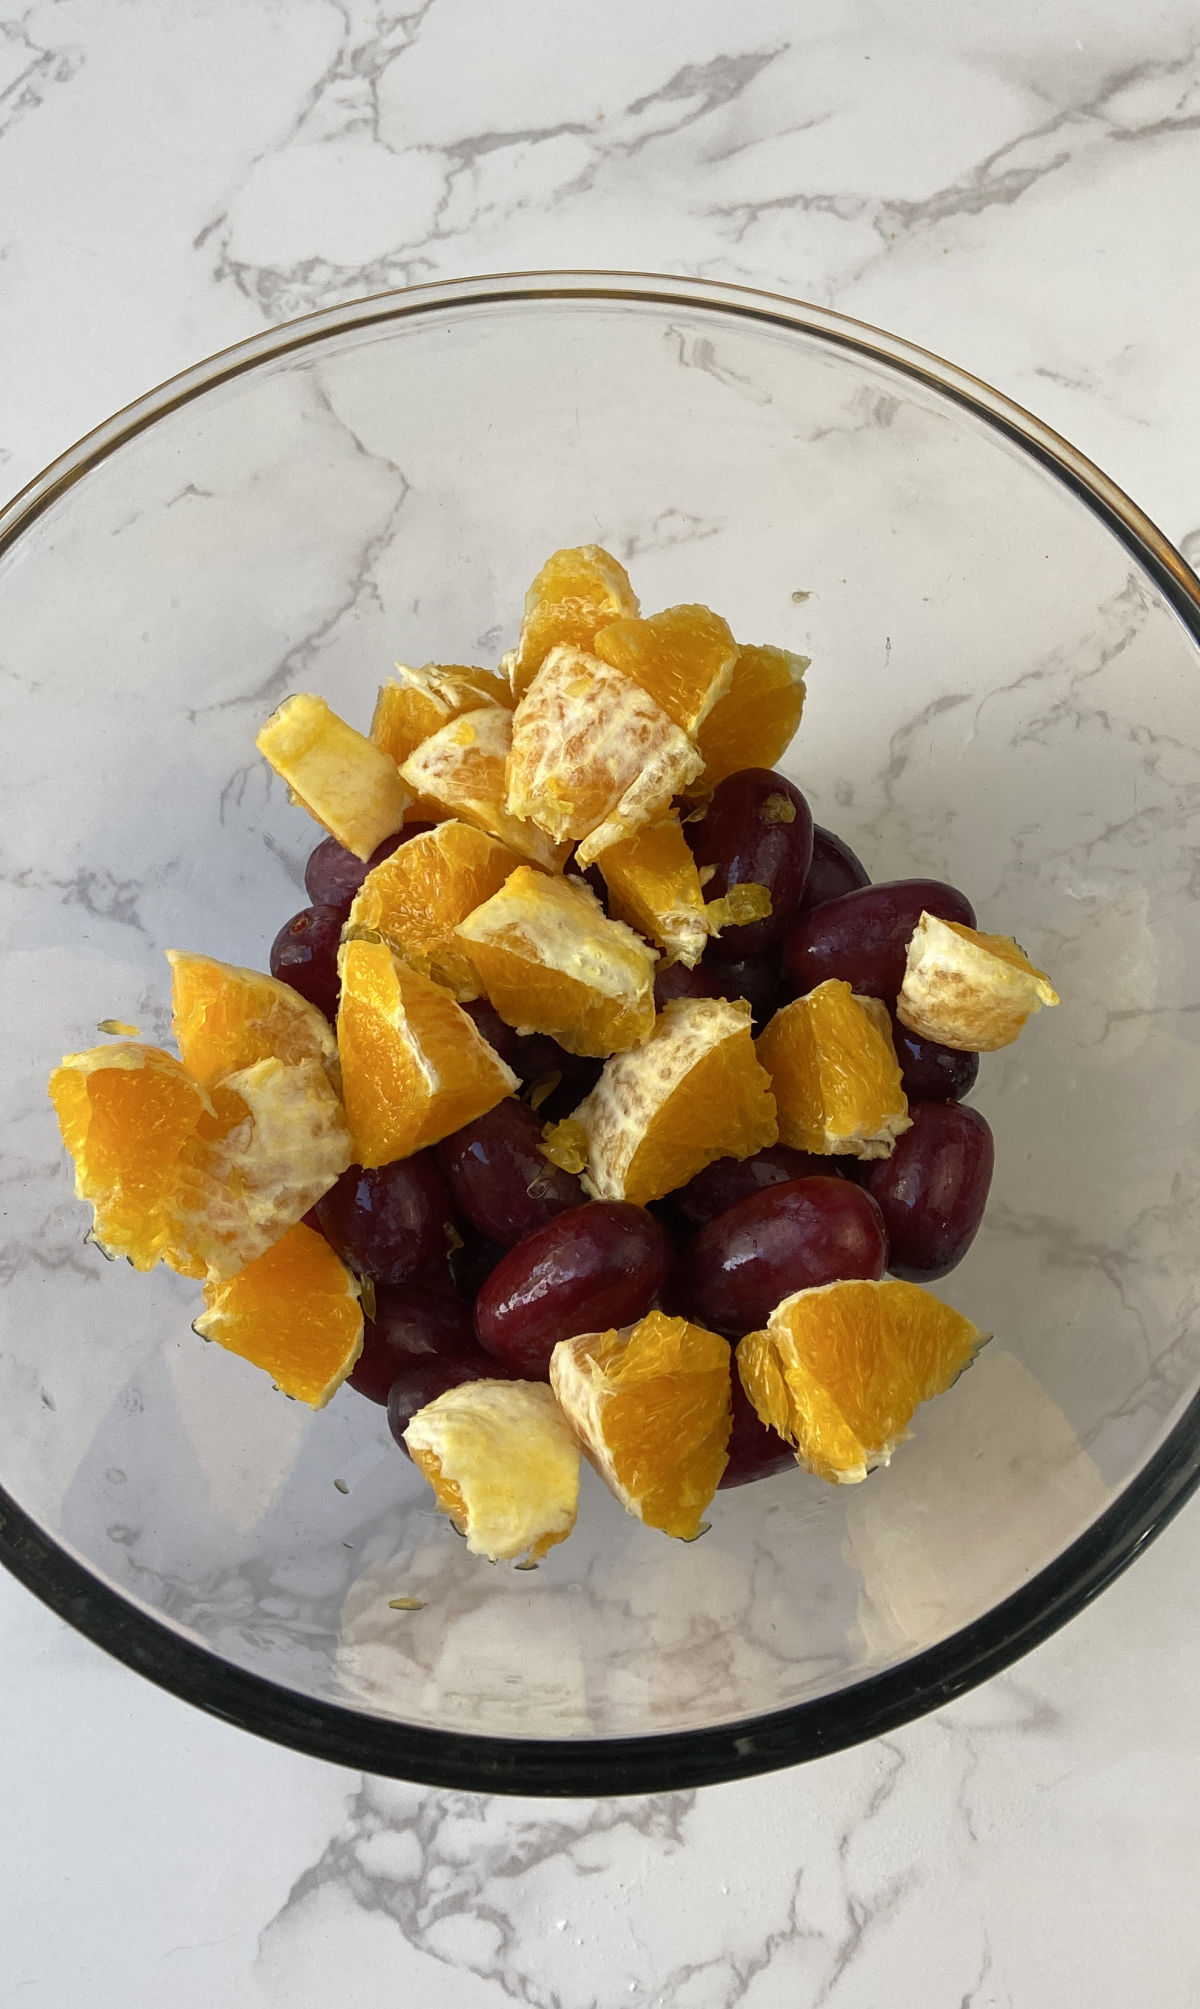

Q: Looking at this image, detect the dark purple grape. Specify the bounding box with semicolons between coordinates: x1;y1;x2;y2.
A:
304;825;432;916
435;1099;584;1247
461;997;525;1072
861;1102;994;1281
690;769;815;956
799;825;871;912
475;1202;670;1378
449;1234;508;1303
782;879;976;1005
269;904;343;1020
349;1284;476;1404
890;1016;980;1104
316;1155;457;1287
701;945;785;1028
387;1354;514;1453
718;1372;796;1489
527;1055;604;1122
654;961;723;1012
685;1177;888;1336
673;1144;842;1230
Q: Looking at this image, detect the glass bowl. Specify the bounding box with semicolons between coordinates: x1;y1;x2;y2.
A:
3;273;1199;1797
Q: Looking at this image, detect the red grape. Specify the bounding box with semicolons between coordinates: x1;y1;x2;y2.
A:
435;1099;584;1246
303;825;431;916
685;1177;888;1336
269;904;343;1020
890;1015;980;1104
449;1233;507;1302
387;1354;514;1453
673;1144;842;1229
690;769;814;956
718;1372;796;1489
654;961;723;1011
700;945;785;1028
315;1155;457;1286
782;879;976;1004
860;1102;994;1281
349;1284;476;1404
475;1202;670;1378
799;825;871;911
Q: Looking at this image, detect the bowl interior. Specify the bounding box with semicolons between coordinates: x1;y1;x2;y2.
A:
3;281;1199;1768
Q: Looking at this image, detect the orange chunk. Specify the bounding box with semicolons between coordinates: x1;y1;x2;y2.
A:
169;1056;352;1281
337;938;517;1165
454;866;657;1059
595;813;709;968
694;643;809;790
346;821;524;1001
403;1380;580;1562
505;646;703;866
550;1312;732;1538
194;1222;363;1408
399;706;569;871
49;1044;215;1271
256;693;412;861
897;914;1060;1052
593;603;736;735
508;544;639;700
167;950;338;1089
757;980;910;1159
371;663;513;818
737;1279;986;1484
555;997;777;1204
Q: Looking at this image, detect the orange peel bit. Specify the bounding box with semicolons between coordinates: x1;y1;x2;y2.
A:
737;1279;986;1484
505;645;703;865
455;866;657;1059
256;693;412;861
403;1379;580;1561
556;996;778;1205
550;1311;732;1538
897;914;1060;1052
757;980;910;1159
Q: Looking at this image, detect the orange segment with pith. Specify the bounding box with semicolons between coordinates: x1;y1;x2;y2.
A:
508;544;639;700
256;693;412;861
336;938;517;1166
546;996;777;1203
167;950;339;1089
897;914;1060;1052
346;820;524;1001
371;663;513;818
592;603;737;735
757;980;910;1159
595;812;709;969
550;1311;732;1539
505;646;703;866
398;706;569;871
694;643;809;790
454;866;657;1059
737;1278;986;1484
403;1380;580;1562
194;1221;363;1408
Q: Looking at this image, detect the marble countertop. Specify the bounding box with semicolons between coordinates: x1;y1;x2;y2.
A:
3;2;1200;2001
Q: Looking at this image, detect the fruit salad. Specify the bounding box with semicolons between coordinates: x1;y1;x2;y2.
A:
49;543;1059;1565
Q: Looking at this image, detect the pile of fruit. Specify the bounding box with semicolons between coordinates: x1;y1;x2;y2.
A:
49;545;1059;1567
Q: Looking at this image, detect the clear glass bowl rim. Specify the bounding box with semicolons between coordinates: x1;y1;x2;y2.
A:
3;269;1199;1797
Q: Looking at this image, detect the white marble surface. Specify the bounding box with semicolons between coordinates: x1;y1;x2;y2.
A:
3;1;1200;2001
